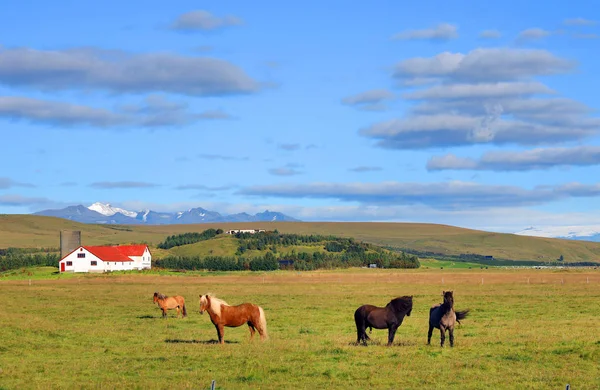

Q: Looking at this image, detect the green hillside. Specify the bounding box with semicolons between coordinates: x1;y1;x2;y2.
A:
1;214;600;263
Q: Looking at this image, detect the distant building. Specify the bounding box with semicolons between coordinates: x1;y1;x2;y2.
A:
59;245;151;273
225;229;266;235
369;263;378;268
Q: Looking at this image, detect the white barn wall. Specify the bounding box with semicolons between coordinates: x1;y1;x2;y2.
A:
60;248;105;273
59;245;152;273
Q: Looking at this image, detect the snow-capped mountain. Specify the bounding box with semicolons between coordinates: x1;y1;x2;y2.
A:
88;202;138;218
34;203;300;225
515;225;600;242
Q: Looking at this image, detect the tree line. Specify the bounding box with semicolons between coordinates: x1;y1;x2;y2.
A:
0;252;60;272
157;229;223;249
154;249;419;272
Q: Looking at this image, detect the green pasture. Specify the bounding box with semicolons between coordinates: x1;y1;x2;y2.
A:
0;268;598;389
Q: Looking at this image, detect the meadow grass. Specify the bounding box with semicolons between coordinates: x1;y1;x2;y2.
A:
0;268;599;389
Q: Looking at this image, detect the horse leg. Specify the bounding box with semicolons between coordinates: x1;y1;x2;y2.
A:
216;324;225;344
387;325;399;346
439;326;446;347
162;308;167;319
427;325;433;345
449;326;455;347
248;323;256;340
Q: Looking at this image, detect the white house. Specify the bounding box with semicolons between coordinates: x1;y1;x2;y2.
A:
59;244;152;273
225;229;266;235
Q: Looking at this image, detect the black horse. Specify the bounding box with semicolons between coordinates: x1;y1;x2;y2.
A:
354;296;413;346
428;291;469;347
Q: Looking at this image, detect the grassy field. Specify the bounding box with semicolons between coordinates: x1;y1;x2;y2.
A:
2;215;600;263
0;268;598;389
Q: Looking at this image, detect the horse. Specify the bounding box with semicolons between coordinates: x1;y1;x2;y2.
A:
199;294;268;344
153;292;187;319
428;291;469;347
354;296;413;346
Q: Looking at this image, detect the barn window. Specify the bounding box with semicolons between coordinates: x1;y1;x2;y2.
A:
91;261;97;266
77;253;86;258
66;261;73;266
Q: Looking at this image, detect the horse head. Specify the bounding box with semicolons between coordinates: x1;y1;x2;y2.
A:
443;291;454;306
199;294;210;314
153;292;159;303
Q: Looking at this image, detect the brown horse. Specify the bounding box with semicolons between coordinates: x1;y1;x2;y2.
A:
153;292;187;319
199;294;268;344
428;291;469;347
354;296;413;346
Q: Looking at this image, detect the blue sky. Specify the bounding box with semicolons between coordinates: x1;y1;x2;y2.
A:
1;0;599;232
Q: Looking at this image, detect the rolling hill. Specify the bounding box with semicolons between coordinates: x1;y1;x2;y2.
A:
1;214;600;263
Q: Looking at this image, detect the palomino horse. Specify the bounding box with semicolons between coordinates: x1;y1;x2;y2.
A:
428;291;469;347
354;296;413;346
199;294;268;344
153;292;187;319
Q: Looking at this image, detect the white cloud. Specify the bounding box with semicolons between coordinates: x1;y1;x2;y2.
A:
392;23;458;41
170;10;243;31
428;146;600;171
342;89;394;105
0;47;258;96
563;18;597;26
479;30;502;39
394;48;573;83
0;96;126;127
404;82;554;100
517;28;552;42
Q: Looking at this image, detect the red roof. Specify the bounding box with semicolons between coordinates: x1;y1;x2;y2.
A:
61;245;148;262
113;244;148;257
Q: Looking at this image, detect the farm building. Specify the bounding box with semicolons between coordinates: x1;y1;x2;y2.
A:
225;229;266;235
59;244;152;273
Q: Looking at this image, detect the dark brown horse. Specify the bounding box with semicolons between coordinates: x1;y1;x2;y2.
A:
199;294;268;344
153;292;187;319
428;291;469;347
354;296;413;346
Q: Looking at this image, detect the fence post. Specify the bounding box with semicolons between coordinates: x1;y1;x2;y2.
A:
211;380;216;390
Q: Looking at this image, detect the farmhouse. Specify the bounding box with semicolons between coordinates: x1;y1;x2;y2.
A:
59;244;152;273
225;229;266;235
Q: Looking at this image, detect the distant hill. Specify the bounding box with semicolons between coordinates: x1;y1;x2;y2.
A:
2;215;600;264
33;202;299;225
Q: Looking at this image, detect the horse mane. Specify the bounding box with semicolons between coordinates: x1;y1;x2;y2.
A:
388;296;413;313
154;292;167;299
203;293;229;317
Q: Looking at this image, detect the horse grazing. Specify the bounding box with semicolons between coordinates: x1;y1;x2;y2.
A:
199;294;268;344
354;296;413;346
428;291;469;347
153;292;187;319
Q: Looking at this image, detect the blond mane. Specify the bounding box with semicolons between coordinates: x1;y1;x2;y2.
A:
202;293;229;317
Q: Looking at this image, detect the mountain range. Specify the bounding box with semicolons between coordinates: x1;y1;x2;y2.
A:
514;225;600;242
34;202;300;225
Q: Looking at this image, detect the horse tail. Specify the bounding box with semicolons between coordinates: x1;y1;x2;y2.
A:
258;306;268;339
182;303;187;318
455;309;470;323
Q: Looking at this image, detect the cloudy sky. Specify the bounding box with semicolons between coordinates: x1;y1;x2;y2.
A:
1;1;599;232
